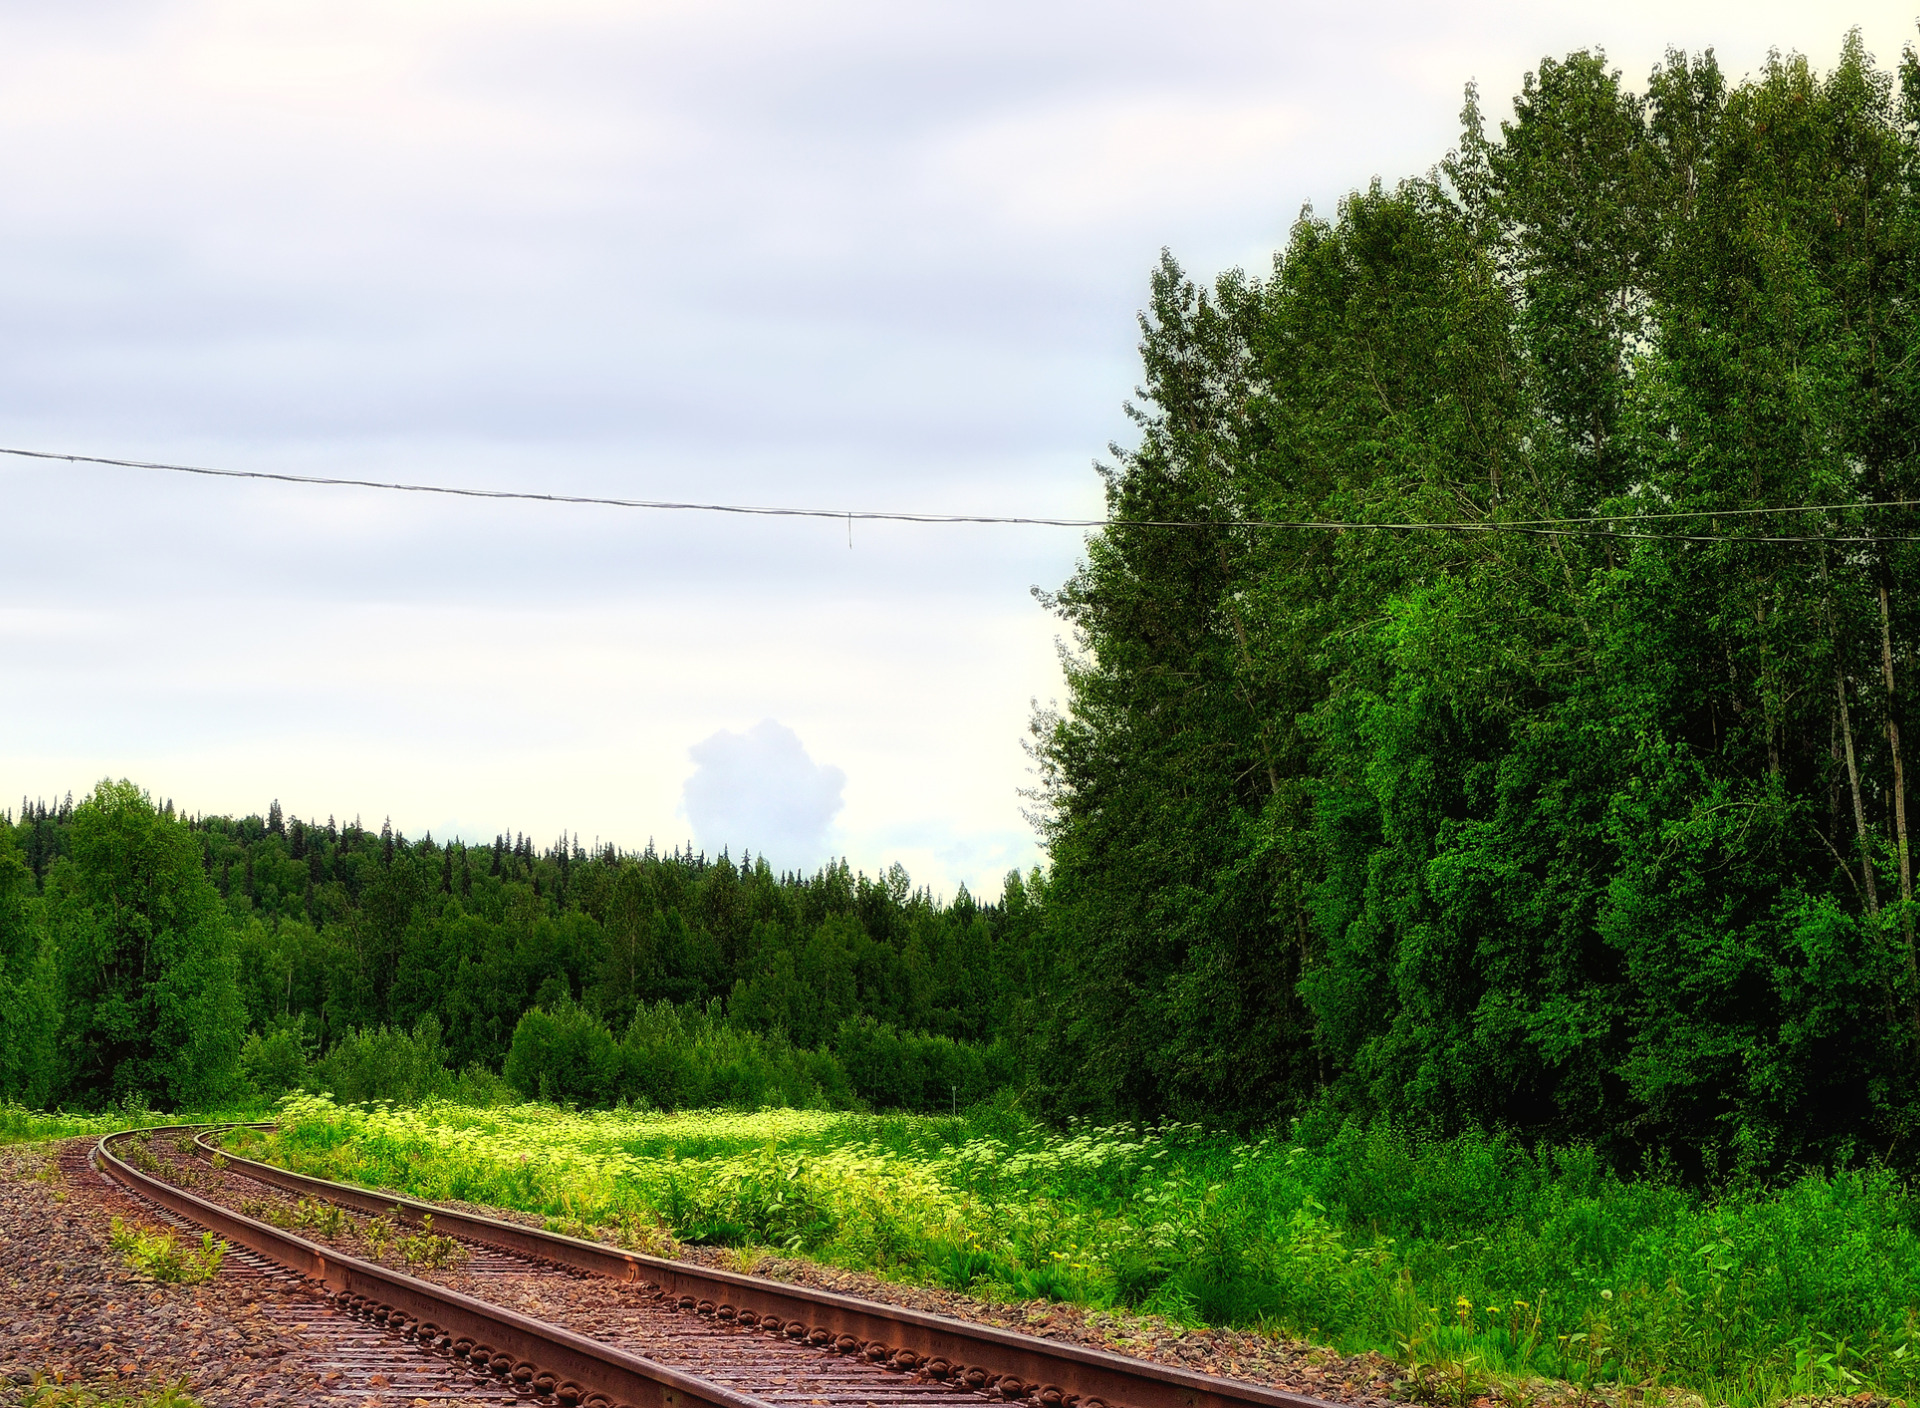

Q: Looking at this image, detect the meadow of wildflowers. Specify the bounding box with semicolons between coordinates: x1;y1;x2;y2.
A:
233;1096;1920;1408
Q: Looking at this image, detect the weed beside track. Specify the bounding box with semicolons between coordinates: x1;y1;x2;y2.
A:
106;1217;226;1284
11;1378;204;1408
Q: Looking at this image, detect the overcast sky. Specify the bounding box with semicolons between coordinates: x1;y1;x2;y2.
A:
3;1;1912;898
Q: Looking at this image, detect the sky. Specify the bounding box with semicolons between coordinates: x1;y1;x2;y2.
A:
3;1;1914;898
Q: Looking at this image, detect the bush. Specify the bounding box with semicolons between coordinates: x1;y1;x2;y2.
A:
505;1002;621;1104
501;1000;1015;1113
502;999;858;1110
624;1001;854;1110
310;1016;458;1104
239;1022;310;1098
240;1013;512;1108
835;1017;1013;1112
450;1061;516;1106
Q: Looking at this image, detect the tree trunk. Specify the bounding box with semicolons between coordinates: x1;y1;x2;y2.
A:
1837;665;1880;915
1219;541;1282;799
1879;580;1915;939
1876;578;1920;1026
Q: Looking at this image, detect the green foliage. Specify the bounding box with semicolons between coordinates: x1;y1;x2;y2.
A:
0;824;60;1108
19;1378;203;1408
833;1017;1014;1112
0;1104;136;1144
108;1216;226;1283
1030;32;1920;1170
0;1102;276;1146
307;1015;454;1104
238;1014;515;1108
363;1209;397;1260
506;1001;621;1104
241;1194;347;1237
238;1020;312;1098
41;782;246;1108
396;1213;468;1270
7;791;1032;1114
501;999;980;1112
626;997;856;1108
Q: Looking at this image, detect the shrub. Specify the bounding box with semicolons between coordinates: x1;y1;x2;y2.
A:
835;1017;1012;1112
506;1002;621;1105
310;1016;457;1104
239;1022;310;1098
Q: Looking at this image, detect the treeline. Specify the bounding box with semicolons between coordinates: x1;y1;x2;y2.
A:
1028;34;1920;1173
0;784;1039;1112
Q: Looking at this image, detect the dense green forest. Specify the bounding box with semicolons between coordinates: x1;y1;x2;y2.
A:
0;784;1037;1113
1026;34;1920;1175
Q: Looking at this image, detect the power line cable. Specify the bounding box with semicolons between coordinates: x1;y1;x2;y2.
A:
9;441;1920;544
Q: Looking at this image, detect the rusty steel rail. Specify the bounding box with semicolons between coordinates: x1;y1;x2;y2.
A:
197;1126;1336;1408
96;1125;770;1408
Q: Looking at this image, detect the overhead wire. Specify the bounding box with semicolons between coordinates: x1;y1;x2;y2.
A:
8;442;1920;545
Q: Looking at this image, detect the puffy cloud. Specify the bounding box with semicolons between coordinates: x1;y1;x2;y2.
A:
680;720;846;867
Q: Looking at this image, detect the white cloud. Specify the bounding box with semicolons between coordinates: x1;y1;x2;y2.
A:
680;720;846;868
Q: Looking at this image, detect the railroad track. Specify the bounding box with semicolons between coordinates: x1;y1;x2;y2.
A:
93;1126;1338;1408
60;1131;527;1403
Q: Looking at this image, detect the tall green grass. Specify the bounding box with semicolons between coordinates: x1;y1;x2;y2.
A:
0;1101;273;1145
240;1096;1920;1408
0;1104;130;1144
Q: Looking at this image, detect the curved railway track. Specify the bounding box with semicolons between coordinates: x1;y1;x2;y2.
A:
92;1126;1340;1408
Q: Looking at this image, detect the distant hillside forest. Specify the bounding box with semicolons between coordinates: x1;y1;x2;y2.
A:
0;785;1041;1113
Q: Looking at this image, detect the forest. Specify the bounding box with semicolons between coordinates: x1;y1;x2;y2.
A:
1021;33;1920;1177
0;786;1036;1114
6;36;1920;1188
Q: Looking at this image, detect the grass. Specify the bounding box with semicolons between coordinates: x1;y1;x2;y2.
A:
0;1105;144;1145
232;1093;1920;1408
0;1101;272;1147
16;1380;202;1408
